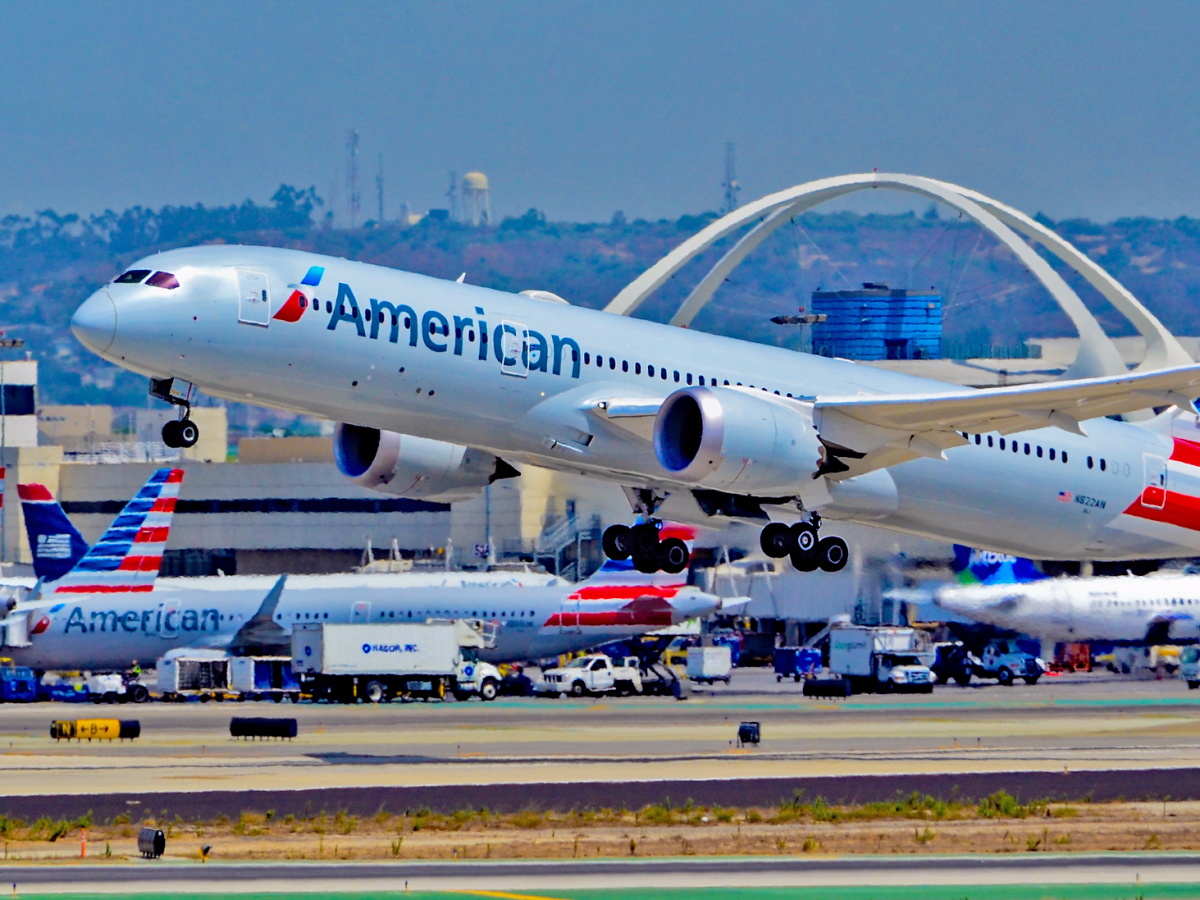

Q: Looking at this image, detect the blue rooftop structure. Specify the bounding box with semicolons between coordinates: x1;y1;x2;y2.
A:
810;283;942;361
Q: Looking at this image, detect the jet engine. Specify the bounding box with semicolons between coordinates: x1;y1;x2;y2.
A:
653;387;823;494
334;424;518;502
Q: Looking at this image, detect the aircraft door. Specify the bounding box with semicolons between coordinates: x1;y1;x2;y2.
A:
161;601;180;638
237;269;271;327
558;598;581;634
351;601;371;624
499;321;529;378
1142;454;1168;510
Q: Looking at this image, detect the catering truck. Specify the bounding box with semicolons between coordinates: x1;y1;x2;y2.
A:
819;625;936;694
291;620;500;703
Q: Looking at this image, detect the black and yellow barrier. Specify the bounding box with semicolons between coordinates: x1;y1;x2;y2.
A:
50;719;140;741
230;717;297;740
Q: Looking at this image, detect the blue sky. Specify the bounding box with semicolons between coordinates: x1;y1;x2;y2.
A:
1;1;1197;223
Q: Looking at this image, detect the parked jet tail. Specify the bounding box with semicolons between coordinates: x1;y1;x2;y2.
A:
17;484;89;582
50;468;184;594
950;545;1047;586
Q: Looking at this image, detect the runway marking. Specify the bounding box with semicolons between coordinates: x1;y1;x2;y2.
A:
460;891;574;900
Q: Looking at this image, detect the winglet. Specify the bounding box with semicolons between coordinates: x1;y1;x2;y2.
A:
228;574;290;656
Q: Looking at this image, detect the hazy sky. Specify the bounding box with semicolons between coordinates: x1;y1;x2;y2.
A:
1;1;1197;224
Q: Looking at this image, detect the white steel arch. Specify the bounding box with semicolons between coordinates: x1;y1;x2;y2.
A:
604;173;1191;378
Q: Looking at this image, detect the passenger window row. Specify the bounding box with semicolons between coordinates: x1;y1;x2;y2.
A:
961;432;1069;464
579;352;805;398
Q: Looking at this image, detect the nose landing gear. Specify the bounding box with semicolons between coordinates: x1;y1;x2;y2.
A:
759;516;848;573
150;377;200;449
602;522;689;575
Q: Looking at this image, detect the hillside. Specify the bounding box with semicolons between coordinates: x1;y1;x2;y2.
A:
7;188;1200;409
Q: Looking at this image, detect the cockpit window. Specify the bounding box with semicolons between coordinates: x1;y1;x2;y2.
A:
145;271;180;290
114;269;151;284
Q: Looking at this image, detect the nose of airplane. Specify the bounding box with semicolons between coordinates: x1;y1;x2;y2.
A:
71;289;117;355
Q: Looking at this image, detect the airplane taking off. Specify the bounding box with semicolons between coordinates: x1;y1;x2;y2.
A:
1;524;737;671
70;246;1200;573
935;563;1200;646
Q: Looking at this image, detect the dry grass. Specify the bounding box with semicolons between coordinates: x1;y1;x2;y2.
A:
2;794;1197;862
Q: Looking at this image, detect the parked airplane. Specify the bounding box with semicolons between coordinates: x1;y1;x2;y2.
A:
69;247;1200;573
1;524;736;671
935;562;1200;646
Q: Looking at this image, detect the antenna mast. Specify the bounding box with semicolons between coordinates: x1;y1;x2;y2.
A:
447;171;459;221
347;129;361;229
375;153;385;223
722;142;740;214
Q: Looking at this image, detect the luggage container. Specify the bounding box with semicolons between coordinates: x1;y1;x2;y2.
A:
686;646;732;685
773;646;821;682
157;656;231;702
230;657;300;702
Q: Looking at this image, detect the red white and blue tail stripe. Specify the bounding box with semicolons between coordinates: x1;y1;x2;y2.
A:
52;468;184;594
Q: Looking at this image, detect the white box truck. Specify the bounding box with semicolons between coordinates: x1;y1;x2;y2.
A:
686;646;732;685
292;620;501;703
826;625;935;694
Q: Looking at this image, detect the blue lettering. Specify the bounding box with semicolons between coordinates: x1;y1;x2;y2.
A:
478;319;489;360
552;335;581;378
453;315;474;356
495;323;519;366
90;610;118;632
64;607;86;634
369;298;418;346
422;310;449;352
328;283;366;337
120;610;139;633
202;609;219;631
527;329;548;372
181;609;199;632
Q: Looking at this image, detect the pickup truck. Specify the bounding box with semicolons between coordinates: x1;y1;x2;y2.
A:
973;639;1048;685
538;655;643;697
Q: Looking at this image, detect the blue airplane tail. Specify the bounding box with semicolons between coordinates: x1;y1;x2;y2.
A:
950;545;1047;586
17;483;89;582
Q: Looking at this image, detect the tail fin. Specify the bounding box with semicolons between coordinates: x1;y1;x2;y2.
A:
950;544;1046;586
17;484;89;582
52;468;184;594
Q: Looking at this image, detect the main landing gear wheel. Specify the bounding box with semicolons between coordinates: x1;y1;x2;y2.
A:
816;536;849;573
791;522;818;554
659;538;689;574
759;522;793;558
790;548;819;572
602;524;632;560
630;522;662;573
162;418;199;449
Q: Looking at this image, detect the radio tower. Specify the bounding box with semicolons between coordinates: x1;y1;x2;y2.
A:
347;129;361;229
722;142;741;214
375;153;385;223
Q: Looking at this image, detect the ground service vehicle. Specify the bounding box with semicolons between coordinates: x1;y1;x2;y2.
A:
932;642;975;686
0;663;37;702
158;656;231;701
826;626;935;694
538;655;643;697
687;646;732;685
292;620;500;703
973;639;1048;685
1181;646;1200;689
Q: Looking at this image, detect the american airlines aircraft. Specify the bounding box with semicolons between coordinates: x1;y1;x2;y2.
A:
68;247;1200;573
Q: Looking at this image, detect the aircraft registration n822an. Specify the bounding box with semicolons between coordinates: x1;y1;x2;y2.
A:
70;245;1200;568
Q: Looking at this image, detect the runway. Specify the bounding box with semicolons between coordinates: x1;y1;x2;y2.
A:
1;670;1197;819
3;853;1199;895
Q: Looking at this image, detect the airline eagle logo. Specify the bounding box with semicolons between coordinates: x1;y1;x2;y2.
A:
272;266;325;323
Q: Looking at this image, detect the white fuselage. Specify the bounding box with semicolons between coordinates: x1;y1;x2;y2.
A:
71;245;1200;561
935;573;1200;644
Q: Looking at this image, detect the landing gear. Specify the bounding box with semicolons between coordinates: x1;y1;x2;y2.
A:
151;377;200;448
601;521;689;575
761;516;848;573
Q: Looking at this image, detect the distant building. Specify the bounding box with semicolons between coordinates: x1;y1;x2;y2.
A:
810;284;942;361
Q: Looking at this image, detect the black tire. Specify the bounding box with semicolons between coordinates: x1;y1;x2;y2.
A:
178;419;199;448
998;666;1014;686
453;690;472;702
1023;676;1040;685
90;695;103;704
790;548;818;572
790;522;818;554
272;693;283;703
130;684;150;704
760;522;793;558
365;680;386;703
632;544;661;574
954;671;972;687
161;420;182;448
659;538;689;574
630;523;660;557
479;679;498;701
104;692;118;705
817;536;849;573
602;525;632;561
1189;681;1199;690
569;680;587;698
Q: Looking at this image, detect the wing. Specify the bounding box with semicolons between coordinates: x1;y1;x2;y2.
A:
814;363;1200;479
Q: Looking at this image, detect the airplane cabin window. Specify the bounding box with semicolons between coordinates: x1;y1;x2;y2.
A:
648;365;655;377
724;380;730;385
1000;438;1005;449
597;355;603;367
1062;451;1068;463
661;369;668;380
1024;443;1031;455
115;269;151;284
635;363;642;374
699;376;705;386
974;435;981;445
1088;456;1094;469
609;357;616;369
1100;459;1107;471
987;436;993;447
1049;448;1055;460
1037;446;1043;458
584;353;591;364
686;373;693;385
622;360;628;372
146;271;180;289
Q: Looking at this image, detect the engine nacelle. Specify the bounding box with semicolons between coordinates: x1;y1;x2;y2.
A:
334;424;517;502
653;387;823;494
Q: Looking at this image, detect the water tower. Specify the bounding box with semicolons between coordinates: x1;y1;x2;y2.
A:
461;171;491;226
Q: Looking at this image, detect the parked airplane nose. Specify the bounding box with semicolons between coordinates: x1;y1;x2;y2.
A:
71;289;117;354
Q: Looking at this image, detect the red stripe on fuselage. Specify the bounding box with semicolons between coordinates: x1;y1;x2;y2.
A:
1172;438;1200;469
568;585;682;601
1123;489;1200;531
52;584;155;594
544;610;675;627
